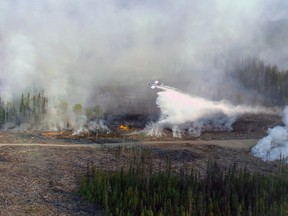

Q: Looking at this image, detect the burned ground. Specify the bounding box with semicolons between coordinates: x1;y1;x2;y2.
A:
0;113;284;215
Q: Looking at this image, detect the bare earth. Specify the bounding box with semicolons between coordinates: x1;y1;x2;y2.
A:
0;113;283;215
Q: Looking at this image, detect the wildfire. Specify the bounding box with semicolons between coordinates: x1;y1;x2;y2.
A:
42;131;64;137
119;124;129;131
42;131;63;136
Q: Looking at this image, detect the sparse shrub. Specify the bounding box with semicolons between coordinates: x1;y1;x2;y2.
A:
85;108;93;120
79;155;288;216
73;103;83;115
94;105;104;119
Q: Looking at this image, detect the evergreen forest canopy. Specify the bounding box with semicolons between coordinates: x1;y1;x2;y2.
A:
232;57;288;106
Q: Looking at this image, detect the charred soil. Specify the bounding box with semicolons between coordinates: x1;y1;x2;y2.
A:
0;113;284;215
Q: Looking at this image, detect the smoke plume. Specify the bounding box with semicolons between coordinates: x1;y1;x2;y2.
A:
0;0;287;129
252;106;288;161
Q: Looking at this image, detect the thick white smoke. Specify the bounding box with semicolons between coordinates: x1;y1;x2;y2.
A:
0;0;287;130
252;106;288;161
146;84;271;137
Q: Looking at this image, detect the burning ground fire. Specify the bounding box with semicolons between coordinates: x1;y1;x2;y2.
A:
42;131;65;137
119;124;129;131
39;82;275;142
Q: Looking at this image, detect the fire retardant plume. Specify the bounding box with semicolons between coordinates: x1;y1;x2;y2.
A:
252;106;288;162
146;83;272;138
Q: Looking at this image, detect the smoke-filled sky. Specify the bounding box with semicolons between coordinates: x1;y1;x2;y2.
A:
0;0;287;113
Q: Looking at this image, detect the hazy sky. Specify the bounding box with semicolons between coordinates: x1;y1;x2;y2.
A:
0;0;287;112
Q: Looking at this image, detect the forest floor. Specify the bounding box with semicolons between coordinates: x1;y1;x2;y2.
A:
0;113;285;215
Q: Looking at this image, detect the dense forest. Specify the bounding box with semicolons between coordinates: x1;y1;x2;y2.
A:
231;57;288;106
79;150;288;216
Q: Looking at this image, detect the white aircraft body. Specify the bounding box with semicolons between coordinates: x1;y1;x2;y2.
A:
149;80;163;89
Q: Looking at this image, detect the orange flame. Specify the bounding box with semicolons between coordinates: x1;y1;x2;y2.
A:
119;124;129;131
42;131;64;136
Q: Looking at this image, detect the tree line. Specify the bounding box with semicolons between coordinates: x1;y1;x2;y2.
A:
232;57;288;106
0;90;104;130
0;91;48;127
